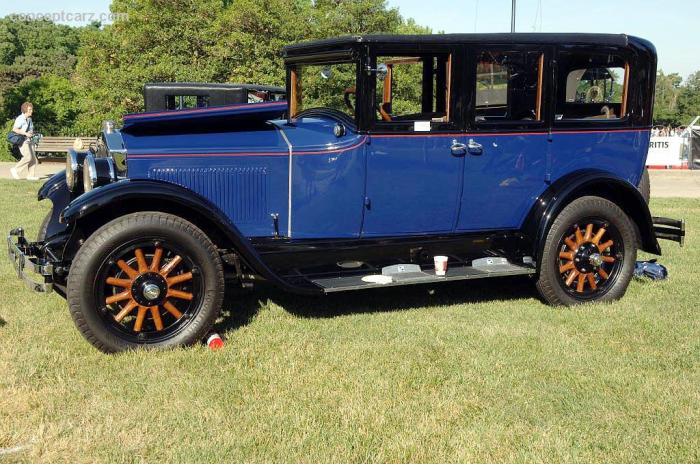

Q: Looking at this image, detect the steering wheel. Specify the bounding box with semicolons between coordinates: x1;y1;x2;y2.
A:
343;86;356;112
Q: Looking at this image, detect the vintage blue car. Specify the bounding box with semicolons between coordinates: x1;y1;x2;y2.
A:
8;33;684;352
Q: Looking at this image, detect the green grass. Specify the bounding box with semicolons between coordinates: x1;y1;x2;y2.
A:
0;179;698;463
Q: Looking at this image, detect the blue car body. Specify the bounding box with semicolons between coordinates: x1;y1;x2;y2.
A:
12;33;685;298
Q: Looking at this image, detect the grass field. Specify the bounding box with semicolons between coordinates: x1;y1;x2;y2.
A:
0;179;698;463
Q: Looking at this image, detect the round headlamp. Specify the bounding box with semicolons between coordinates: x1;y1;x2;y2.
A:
66;151;87;192
83;154;117;193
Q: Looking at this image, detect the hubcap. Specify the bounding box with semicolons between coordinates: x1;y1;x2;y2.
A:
589;253;603;267
142;283;161;301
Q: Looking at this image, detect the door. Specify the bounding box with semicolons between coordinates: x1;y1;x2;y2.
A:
457;47;550;231
362;48;465;236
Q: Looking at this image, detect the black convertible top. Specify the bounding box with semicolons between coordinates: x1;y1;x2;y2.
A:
282;33;654;58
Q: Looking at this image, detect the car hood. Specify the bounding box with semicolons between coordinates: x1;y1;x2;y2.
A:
121;101;287;132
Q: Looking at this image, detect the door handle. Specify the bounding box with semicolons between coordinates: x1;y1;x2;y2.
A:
467;139;483;155
451;139;467;156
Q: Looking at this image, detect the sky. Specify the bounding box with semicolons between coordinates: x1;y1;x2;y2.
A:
1;0;696;79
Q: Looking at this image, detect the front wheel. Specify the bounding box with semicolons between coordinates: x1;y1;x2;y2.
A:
67;212;225;353
536;196;637;306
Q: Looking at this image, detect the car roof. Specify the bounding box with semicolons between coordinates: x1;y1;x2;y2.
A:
282;33;653;57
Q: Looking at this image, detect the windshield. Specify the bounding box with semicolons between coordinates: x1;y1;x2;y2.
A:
290;62;357;118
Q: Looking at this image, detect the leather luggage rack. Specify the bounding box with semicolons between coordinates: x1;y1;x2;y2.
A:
652;216;685;246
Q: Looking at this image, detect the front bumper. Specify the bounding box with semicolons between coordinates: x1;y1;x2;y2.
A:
653;216;685;247
7;228;54;293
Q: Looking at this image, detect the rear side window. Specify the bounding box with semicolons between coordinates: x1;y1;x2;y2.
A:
474;50;544;123
557;52;629;121
374;53;453;130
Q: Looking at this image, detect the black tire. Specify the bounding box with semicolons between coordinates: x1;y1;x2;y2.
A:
638;168;650;204
37;208;52;241
66;212;224;353
536;196;637;306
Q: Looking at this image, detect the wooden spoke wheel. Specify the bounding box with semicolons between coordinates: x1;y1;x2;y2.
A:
67;212;224;353
555;219;623;299
535;196;637;306
98;240;202;339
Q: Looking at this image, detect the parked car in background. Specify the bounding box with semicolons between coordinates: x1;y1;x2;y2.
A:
9;33;684;353
142;82;286;112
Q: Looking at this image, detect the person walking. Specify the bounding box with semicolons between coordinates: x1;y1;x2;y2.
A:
10;102;39;180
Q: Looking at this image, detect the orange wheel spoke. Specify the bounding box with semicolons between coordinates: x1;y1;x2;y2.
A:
602;256;616;263
564;237;577;251
117;260;139;279
584;224;593;241
559;262;575;273
597;267;610;280
167;289;193;301
559;251;574;261
134;248;148;273
592;228;606;245
576;273;585;293
586;273;597;290
565;270;579;287
114;300;138;322
598;240;614;252
167;272;193;287
575;228;584;245
150;247;163;272
160;255;182;277
106;277;132;288
134;306;148;332
106;290;131;305
163;300;183;319
150;306;164;331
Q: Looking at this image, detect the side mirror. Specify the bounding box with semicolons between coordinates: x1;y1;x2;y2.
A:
376;63;388;81
320;67;332;80
365;63;388;81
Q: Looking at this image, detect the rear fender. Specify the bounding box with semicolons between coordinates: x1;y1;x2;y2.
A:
60;179;320;295
522;169;660;265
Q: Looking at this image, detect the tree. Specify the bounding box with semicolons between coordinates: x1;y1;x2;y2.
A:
73;0;431;133
654;70;683;126
0;16;82;87
73;0;225;133
676;71;700;126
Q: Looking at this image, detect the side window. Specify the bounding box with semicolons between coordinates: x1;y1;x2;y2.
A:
557;52;629;120
289;62;357;118
474;50;544;123
374;53;453;130
165;95;210;111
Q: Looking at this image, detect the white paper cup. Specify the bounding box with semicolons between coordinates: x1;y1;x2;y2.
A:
434;256;448;276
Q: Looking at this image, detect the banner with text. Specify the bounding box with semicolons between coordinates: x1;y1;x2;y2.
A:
646;137;683;167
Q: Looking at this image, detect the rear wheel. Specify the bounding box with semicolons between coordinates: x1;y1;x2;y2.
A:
67;212;224;352
536;196;637;306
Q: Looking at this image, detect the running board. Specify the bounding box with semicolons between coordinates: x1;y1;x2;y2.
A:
310;258;536;293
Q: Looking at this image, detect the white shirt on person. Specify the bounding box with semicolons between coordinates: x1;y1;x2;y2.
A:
13;114;33;133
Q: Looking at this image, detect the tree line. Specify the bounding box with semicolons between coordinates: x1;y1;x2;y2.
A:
1;0;698;161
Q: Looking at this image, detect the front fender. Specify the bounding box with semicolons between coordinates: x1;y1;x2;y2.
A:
523;169;661;262
60;179;321;295
37;169;72;240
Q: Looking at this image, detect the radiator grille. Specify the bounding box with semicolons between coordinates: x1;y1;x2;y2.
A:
149;167;268;223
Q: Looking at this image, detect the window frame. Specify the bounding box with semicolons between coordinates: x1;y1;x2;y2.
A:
466;44;550;133
366;44;460;134
287;59;361;123
552;46;634;130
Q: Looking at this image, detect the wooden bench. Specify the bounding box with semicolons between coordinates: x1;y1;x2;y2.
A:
35;136;96;161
